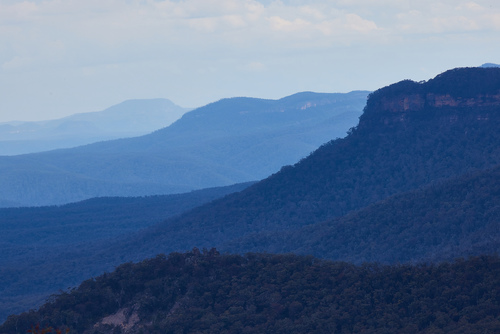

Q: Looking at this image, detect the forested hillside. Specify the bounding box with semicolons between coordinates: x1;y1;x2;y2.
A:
0;182;253;266
107;67;500;261
2;251;499;333
0;182;253;322
2;67;500;326
225;164;500;263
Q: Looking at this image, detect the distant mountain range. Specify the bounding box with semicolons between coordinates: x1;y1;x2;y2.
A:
0;98;189;156
0;91;369;207
101;67;500;264
1;67;500;324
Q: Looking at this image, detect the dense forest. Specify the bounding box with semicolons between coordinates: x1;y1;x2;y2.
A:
223;164;500;263
1;251;499;333
107;67;500;260
0;182;253;266
2;67;500;329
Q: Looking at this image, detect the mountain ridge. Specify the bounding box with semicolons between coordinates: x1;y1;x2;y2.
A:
0;98;188;156
2;67;500;325
0;91;368;206
364;67;500;115
103;67;500;262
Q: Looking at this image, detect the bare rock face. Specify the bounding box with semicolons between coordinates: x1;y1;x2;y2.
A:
380;92;500;113
380;94;426;112
356;67;500;130
429;93;500;108
93;305;142;333
366;67;500;113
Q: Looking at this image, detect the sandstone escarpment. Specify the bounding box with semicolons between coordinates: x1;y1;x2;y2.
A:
380;92;500;113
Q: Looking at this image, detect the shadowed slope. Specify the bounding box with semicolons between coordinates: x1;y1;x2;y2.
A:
2;251;499;333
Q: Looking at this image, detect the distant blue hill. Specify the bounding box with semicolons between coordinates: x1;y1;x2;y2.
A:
0;91;369;206
480;62;500;68
0;98;188;155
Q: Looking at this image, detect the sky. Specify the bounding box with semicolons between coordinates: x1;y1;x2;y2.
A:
1;0;499;122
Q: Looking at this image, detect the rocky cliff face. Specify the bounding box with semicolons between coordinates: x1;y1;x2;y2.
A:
358;67;500;128
367;66;500;110
380;92;500;113
379;94;425;112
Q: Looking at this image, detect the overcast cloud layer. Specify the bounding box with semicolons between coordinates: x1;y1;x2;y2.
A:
1;0;499;121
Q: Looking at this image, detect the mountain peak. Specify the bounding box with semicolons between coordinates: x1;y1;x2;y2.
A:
480;62;500;68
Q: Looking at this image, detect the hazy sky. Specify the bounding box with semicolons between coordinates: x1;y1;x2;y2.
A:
1;0;499;122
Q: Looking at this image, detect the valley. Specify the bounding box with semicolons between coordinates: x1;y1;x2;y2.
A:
1;67;499;333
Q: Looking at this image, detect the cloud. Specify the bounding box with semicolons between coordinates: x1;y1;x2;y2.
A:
2;55;33;71
268;16;311;32
1;0;500;121
393;0;500;34
1;1;498;69
0;0;385;60
244;61;266;71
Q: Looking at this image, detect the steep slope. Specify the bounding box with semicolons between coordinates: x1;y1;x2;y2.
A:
225;164;500;263
0;91;368;206
106;67;500;261
0;99;188;156
3;67;500;323
2;251;499;334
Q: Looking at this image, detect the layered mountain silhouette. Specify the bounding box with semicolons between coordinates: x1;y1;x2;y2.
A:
107;67;500;262
0;91;368;207
0;182;254;267
0;98;188;156
2;67;500;324
0;182;255;323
